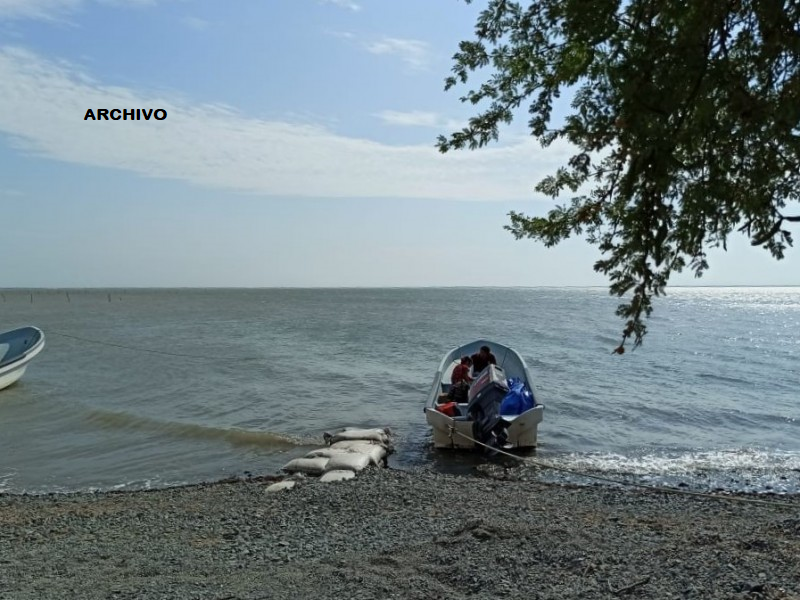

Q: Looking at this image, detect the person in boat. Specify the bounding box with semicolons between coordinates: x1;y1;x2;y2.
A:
470;345;497;374
446;356;473;404
450;355;473;386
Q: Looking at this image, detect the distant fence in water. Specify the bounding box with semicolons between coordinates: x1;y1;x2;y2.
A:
0;289;165;304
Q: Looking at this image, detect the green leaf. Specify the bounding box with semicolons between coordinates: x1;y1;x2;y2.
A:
441;0;800;350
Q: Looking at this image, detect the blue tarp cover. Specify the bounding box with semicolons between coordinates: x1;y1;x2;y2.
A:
500;377;535;415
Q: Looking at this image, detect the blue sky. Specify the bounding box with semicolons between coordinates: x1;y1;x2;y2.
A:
0;0;797;287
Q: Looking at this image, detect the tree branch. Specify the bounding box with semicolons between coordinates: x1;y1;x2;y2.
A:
750;214;800;246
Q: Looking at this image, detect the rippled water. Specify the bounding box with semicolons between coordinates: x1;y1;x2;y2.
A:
0;287;798;494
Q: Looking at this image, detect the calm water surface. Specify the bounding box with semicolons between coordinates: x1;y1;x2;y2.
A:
0;287;798;494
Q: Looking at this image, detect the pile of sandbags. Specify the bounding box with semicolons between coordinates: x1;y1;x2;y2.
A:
266;427;392;493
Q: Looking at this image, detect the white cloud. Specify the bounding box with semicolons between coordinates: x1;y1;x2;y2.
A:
0;0;155;20
180;16;208;32
0;0;78;19
375;110;439;127
374;110;465;130
326;29;355;40
0;46;576;201
320;0;360;11
366;37;431;70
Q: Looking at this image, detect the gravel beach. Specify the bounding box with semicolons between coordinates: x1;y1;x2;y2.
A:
1;467;799;600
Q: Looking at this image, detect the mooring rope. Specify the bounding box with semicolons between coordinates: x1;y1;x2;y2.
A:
448;426;799;510
48;331;264;362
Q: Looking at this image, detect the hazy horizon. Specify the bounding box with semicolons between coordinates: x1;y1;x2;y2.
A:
2;284;798;291
1;1;798;288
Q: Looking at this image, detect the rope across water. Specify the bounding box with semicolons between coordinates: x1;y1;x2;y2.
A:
448;426;799;510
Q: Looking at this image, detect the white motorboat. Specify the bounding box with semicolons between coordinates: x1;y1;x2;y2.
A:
424;340;544;450
0;326;46;391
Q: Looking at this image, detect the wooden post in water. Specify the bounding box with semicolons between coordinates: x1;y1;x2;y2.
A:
30;292;33;304
108;293;111;303
66;292;71;303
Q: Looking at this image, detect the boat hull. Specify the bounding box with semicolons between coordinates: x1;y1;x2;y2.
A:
424;339;544;450
0;364;28;391
0;326;46;391
425;405;544;449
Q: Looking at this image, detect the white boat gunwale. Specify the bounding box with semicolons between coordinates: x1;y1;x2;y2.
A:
0;326;46;390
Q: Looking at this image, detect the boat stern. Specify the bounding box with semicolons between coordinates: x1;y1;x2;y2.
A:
504;405;545;448
424;408;477;449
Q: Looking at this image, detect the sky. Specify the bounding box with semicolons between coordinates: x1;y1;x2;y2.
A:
0;0;797;288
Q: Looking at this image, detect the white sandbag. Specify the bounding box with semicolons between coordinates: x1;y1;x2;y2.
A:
282;456;329;475
319;470;356;483
325;452;371;472
330;441;387;466
305;447;354;459
329;439;383;450
343;426;392;433
265;480;296;493
325;428;391;445
358;444;387;466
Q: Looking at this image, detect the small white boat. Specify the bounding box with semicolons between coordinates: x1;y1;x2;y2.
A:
0;327;46;391
424;340;544;450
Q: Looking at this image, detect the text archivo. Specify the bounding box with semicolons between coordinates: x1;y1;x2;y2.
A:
84;109;167;121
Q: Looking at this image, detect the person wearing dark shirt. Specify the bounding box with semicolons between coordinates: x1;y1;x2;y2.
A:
470;345;497;374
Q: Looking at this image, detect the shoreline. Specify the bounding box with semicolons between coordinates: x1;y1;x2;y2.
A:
2;468;799;599
3;466;800;500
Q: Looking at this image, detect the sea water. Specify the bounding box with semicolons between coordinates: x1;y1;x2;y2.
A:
0;287;797;494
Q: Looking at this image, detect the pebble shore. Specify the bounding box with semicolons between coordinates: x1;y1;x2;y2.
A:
1;467;799;599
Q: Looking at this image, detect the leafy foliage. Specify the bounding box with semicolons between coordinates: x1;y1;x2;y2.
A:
438;0;800;351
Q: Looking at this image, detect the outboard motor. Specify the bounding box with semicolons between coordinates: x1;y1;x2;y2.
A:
466;364;511;449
